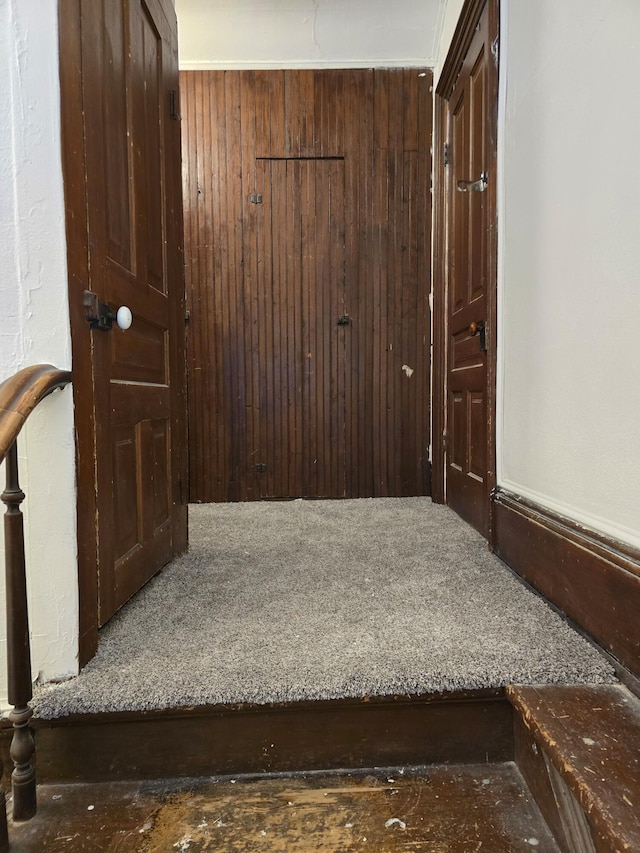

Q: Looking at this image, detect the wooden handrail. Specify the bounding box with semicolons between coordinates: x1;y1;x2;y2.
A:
0;364;72;465
0;365;72;848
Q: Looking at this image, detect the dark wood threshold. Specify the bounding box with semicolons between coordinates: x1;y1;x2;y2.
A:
509;684;640;853
493;489;640;678
27;690;512;784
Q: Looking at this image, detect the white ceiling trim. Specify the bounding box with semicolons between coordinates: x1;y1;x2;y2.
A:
179;58;436;71
176;0;447;70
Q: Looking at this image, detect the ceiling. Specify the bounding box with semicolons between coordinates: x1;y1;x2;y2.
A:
175;0;449;69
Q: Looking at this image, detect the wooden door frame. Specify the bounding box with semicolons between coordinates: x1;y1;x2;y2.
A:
432;0;499;541
58;0;188;667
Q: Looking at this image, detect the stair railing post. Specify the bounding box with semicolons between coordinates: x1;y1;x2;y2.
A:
0;732;7;850
2;440;36;822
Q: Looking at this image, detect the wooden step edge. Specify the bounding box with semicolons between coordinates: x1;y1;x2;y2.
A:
14;690;512;785
26;687;506;727
508;684;640;853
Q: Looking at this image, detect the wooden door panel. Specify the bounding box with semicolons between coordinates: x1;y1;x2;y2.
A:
451;91;469;318
103;0;135;271
469;50;487;307
60;0;187;658
138;3;166;295
110;319;168;384
444;0;496;537
76;0;181;625
150;419;171;530
450;393;466;473
469;392;487;479
113;427;139;560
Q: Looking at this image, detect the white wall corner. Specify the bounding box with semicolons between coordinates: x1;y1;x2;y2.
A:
495;0;508;488
0;0;79;707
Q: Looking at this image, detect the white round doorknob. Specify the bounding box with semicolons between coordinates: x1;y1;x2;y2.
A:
116;305;133;330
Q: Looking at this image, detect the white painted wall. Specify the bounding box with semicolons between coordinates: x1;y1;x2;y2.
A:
497;0;640;549
432;0;464;86
0;0;78;706
176;0;447;69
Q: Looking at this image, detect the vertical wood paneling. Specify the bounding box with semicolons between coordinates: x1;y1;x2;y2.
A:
239;70;258;500
181;68;433;502
416;71;433;496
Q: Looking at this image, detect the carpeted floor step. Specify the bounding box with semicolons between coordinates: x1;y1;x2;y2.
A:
508;684;640;853
32;499;616;719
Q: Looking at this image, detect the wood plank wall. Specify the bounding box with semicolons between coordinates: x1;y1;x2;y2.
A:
181;69;433;502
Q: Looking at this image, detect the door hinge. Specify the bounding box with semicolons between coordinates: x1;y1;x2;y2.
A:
249;193;263;204
169;89;180;121
444;142;450;167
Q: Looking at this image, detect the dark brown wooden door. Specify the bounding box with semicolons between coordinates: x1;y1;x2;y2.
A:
65;0;187;629
181;69;433;502
444;0;497;536
255;158;346;497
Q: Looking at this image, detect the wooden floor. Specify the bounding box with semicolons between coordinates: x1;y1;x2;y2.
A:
5;685;638;850
8;765;558;852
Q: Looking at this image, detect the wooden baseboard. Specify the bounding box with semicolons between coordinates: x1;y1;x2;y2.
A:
493;490;640;677
30;692;511;784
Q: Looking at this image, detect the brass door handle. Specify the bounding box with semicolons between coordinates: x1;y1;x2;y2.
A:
469;320;487;352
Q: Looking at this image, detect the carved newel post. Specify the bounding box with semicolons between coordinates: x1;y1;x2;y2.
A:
2;440;37;823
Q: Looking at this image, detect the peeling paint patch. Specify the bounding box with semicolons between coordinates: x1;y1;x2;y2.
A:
385;818;407;830
401;364;414;378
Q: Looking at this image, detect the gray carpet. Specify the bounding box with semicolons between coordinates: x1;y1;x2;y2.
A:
33;498;615;718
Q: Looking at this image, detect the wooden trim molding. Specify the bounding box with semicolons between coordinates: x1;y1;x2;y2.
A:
59;0;99;666
493;489;640;677
436;0;489;99
431;98;447;504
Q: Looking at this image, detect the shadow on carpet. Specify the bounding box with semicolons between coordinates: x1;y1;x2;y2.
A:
33;498;616;718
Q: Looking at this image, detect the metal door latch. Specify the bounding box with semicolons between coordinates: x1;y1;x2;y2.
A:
457;171;488;193
337;314;352;326
83;291;133;331
469;320;487;351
